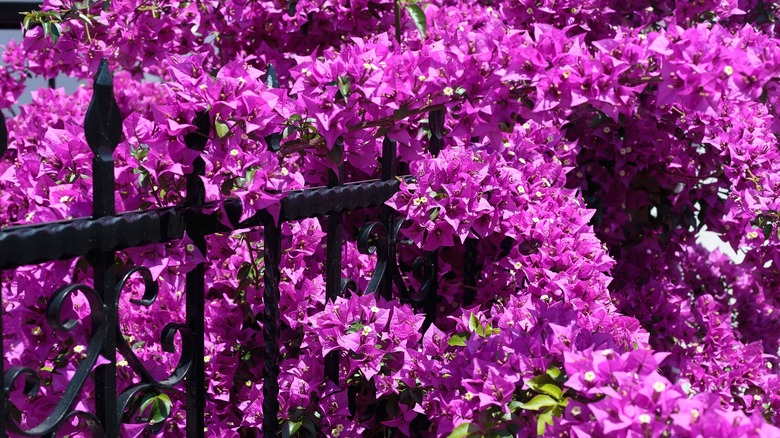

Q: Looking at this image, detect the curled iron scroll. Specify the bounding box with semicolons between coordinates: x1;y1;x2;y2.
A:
113;266;194;432
357;222;389;295
357;217;437;305
341;278;358;298
3;284;107;437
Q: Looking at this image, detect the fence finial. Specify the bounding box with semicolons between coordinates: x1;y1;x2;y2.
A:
84;58;122;162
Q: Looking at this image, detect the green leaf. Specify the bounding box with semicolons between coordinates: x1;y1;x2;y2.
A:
22;13;33;30
429;207;440;221
448;331;470;346
485;325;500;336
537;408;554;436
149;399;168;424
215;119;229;138
526;374;554;392
139;394;157;416
405;4;427;40
49;22;61;45
337;75;351;103
546;365;562;380
447;422;479;438
508;401;523;412
468;312;480;332
157;393;172;408
517;395;558;411
78;12;93;25
537;383;563;400
131;145;149;161
282;420;302;438
346;321;364;334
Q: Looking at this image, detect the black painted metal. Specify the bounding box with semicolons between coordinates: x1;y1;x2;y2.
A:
4;283;107;437
0;178;408;270
324;163;344;384
0;268;4;438
261;218;282;437
0;59;456;437
184;115;209;438
463;237;479;305
0;2;38;30
428;108;445;157
0;112;7;158
114;266;195;434
84;59;122;437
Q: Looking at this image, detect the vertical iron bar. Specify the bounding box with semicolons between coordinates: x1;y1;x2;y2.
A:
48;78;56;89
185;158;206;438
463;238;478;305
262;218;282;436
429;109;445;157
183;111;209;438
379;136;397;301
324;164;343;383
0;111;7;159
421;250;438;332
0;111;5;436
84;58;122;437
0;279;5;438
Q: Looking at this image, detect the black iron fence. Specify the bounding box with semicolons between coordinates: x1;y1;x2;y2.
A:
0;55;450;436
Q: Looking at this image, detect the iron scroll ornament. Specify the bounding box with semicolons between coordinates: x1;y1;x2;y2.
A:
356;217;437;305
113;266;194;434
3;284;107;437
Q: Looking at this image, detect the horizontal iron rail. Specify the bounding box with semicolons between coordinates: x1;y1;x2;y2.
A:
0;176;408;269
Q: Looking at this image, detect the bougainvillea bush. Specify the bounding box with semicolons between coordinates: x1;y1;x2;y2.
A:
3;0;780;436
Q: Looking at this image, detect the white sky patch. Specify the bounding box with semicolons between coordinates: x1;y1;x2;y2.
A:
695;225;745;263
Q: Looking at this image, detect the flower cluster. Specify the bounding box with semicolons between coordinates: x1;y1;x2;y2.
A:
3;0;780;436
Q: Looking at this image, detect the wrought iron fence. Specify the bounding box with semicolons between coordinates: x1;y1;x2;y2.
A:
0;55;452;436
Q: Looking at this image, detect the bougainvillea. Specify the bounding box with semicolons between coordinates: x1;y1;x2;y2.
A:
3;0;780;436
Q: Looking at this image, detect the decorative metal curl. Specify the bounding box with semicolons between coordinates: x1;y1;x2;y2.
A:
357;221;389;295
3;284;107;437
113;266;194;432
341;278;358;298
409;255;436;304
357;217;438;306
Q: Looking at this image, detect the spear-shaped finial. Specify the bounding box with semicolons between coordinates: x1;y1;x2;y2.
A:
84;59;122;217
84;58;122;163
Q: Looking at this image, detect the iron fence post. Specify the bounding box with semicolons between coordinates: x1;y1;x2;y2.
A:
262;216;282;436
0;110;7;437
184;111;209;438
84;58;122;438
